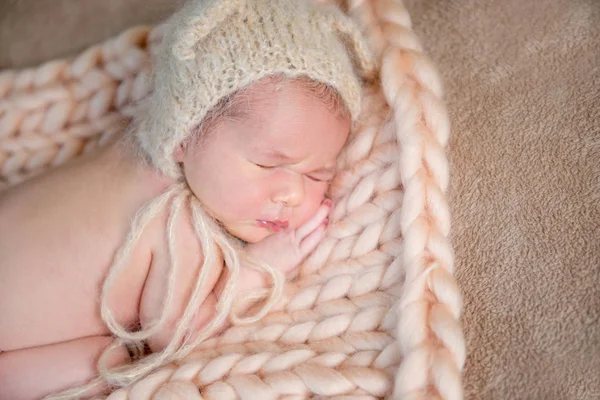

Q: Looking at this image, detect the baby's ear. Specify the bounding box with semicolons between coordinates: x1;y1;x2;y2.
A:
170;0;247;61
327;9;378;82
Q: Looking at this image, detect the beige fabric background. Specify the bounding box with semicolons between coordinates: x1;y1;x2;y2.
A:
1;0;598;399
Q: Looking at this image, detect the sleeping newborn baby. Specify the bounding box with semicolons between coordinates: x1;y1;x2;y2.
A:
0;0;374;398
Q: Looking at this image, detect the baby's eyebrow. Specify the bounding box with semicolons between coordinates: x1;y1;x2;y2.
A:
264;149;335;174
264;150;290;160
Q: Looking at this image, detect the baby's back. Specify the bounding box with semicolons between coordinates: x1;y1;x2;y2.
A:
0;143;167;351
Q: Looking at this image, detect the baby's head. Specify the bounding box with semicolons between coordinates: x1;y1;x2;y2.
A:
136;0;375;243
176;74;350;243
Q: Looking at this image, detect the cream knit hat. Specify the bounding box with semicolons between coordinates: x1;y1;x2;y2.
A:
136;0;376;179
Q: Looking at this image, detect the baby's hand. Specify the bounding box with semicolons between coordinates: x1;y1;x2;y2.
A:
244;199;332;280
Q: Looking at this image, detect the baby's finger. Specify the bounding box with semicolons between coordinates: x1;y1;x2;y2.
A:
295;200;331;241
299;221;327;256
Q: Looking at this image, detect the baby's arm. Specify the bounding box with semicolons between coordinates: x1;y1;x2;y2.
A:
140;200;331;353
0;336;129;400
138;209;224;353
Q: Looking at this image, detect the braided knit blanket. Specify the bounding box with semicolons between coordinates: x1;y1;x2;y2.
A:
0;0;464;398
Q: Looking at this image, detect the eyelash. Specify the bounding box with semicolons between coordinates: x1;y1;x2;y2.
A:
308;176;328;183
254;163;328;182
254;163;274;169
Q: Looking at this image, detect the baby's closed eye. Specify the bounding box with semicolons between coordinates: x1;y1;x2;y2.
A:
253;163;276;169
253;162;331;182
306;175;332;183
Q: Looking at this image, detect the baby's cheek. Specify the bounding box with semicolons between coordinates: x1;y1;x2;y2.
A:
219;176;266;219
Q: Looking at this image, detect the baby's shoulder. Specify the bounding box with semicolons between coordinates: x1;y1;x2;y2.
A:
146;198;203;264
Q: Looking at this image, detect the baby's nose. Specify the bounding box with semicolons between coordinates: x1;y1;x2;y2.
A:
272;174;305;207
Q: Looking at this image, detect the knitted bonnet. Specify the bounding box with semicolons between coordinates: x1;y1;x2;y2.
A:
136;0;376;179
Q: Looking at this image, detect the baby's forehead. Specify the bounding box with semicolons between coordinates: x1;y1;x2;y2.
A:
227;87;314;131
211;78;349;157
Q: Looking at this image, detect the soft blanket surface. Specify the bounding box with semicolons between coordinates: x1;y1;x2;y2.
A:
1;0;599;399
404;0;600;398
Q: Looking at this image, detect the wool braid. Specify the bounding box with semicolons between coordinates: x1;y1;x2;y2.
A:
0;26;160;188
351;0;465;398
1;0;464;398
90;336;399;399
102;348;394;400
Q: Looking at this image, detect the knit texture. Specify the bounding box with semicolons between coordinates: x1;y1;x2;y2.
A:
0;0;465;398
137;0;376;179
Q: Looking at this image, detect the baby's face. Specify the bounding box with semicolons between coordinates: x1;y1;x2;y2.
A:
179;82;350;243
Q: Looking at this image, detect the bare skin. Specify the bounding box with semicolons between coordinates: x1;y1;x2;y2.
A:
0;80;349;399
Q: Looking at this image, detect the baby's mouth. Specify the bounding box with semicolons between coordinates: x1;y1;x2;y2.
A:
257;219;289;232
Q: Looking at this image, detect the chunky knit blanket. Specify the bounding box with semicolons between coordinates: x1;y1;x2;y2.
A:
0;0;465;398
